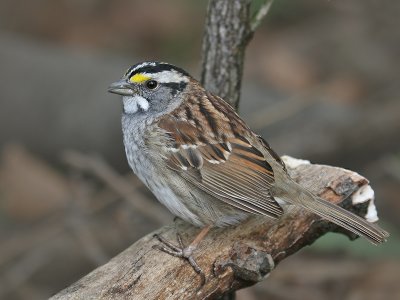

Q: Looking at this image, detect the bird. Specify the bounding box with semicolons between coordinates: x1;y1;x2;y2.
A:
108;61;389;281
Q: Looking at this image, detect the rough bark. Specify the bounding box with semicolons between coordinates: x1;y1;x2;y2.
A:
200;0;274;109
50;157;379;300
200;0;253;109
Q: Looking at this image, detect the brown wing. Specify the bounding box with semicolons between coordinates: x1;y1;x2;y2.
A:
157;89;283;219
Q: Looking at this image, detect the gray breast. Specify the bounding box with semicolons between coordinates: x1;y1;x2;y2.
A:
121;113;202;226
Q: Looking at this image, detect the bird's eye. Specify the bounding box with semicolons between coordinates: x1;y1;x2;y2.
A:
146;80;158;90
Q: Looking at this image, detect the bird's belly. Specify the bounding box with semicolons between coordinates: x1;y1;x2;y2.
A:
123;133;250;227
125;144;203;226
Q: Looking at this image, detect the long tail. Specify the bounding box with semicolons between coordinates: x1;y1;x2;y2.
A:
274;181;389;245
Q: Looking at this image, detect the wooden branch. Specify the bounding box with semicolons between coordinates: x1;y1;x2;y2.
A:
200;0;253;109
50;156;380;300
200;0;275;109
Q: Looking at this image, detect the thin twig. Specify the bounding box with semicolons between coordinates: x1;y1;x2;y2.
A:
250;0;275;32
0;236;68;299
0;217;65;267
62;150;171;225
248;87;323;130
66;174;109;265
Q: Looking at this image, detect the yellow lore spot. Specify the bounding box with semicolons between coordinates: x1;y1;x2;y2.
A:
130;73;151;83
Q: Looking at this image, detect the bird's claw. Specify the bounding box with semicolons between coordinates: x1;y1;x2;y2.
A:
153;233;206;287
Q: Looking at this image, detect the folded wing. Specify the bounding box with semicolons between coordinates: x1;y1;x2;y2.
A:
158;114;283;219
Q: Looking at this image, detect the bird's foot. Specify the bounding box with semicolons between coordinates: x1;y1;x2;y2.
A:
153;233;206;286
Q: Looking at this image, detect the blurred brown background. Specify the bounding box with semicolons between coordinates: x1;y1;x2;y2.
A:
0;0;399;299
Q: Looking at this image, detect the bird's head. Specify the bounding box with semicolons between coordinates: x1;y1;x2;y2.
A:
108;61;192;115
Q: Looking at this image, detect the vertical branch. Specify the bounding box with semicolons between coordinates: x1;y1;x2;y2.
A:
200;0;253;109
200;0;275;109
200;1;274;298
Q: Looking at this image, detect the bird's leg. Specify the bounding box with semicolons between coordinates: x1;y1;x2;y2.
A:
153;225;212;286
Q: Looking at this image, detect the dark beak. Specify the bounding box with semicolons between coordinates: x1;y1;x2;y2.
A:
108;79;135;96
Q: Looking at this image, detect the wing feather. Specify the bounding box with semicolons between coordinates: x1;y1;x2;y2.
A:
156;92;284;219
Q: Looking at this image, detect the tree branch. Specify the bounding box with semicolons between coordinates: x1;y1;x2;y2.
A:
200;0;275;109
50;156;380;299
200;0;253;109
250;0;274;32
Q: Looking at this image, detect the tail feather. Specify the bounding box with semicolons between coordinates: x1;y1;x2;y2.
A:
277;183;389;245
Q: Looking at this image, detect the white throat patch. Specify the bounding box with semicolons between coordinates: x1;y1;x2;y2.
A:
122;95;149;114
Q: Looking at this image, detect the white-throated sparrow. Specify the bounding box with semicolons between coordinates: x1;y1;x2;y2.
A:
108;61;388;280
